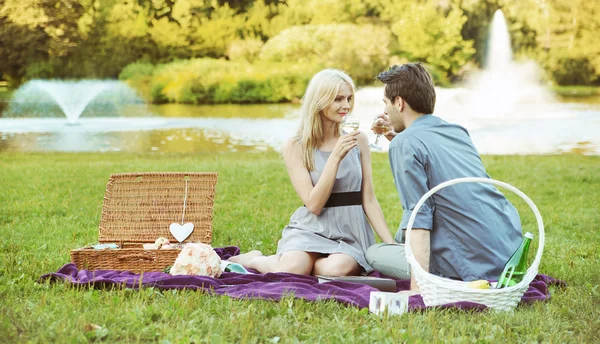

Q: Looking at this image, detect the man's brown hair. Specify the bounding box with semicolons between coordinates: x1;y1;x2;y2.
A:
376;63;436;114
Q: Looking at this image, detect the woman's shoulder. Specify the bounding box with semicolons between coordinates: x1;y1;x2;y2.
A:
282;136;301;148
353;131;369;156
356;131;369;144
281;137;302;156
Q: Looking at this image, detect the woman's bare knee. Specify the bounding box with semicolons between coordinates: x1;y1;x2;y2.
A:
276;251;319;275
313;255;360;276
277;260;313;275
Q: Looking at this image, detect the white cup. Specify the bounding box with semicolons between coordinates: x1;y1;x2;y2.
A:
369;291;409;316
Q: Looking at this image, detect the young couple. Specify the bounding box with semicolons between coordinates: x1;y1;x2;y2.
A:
229;63;522;291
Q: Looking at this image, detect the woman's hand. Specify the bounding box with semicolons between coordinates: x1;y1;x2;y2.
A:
331;130;360;162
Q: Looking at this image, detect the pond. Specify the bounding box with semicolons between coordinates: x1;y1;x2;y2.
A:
1;86;599;155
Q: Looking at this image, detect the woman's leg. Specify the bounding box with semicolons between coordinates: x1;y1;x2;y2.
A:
229;250;321;275
312;253;362;276
228;250;263;265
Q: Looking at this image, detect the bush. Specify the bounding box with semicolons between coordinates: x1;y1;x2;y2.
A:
24;61;55;80
121;58;320;104
424;64;452;87
118;62;156;81
259;24;391;85
227;38;264;63
551;56;598;86
118;62;160;102
384;3;475;81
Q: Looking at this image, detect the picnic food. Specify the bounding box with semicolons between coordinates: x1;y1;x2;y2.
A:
155;237;170;246
170;242;222;277
466;280;491;289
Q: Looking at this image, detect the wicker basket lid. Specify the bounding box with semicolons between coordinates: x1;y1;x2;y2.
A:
98;172;218;244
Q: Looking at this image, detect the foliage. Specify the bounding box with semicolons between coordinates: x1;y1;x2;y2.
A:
227;38;264;63
133;59;319;104
0;16;49;83
551;85;600;97
118;62;156;81
379;1;476;81
23;61;56;80
260;24;391;85
549;56;598;86
504;0;600;85
187;4;247;58
1;0;600;89
117;62;158;100
0;152;599;342
0;0;72;82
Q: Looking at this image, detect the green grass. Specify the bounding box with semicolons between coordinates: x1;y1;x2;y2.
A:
1;152;599;343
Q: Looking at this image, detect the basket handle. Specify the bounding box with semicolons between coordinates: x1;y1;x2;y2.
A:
117;253;156;262
405;177;545;285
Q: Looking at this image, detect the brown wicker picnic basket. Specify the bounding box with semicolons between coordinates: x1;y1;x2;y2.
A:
70;172;218;273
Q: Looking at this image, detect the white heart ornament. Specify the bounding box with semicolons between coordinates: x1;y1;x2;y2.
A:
169;222;194;242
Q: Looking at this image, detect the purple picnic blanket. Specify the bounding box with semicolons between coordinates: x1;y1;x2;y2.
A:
40;246;566;311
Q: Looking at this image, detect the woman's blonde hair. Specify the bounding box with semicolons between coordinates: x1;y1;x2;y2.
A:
295;69;356;171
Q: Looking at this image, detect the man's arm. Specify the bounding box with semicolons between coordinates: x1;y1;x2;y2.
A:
408;229;430;291
389;138;434;293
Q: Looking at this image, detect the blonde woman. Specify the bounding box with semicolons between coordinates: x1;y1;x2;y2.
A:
229;69;394;276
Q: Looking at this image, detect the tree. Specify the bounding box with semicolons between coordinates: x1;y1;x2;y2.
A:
260;24;391;84
0;14;49;82
379;0;475;80
0;0;88;81
505;0;600;84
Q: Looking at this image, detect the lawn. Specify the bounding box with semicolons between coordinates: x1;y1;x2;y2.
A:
1;152;599;343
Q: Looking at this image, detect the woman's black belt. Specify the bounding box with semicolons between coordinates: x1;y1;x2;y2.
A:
325;191;362;207
304;190;362;208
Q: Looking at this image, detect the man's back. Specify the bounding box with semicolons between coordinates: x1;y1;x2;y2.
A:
389;115;522;280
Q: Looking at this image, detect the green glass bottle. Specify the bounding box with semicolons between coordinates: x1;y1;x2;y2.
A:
495;232;534;289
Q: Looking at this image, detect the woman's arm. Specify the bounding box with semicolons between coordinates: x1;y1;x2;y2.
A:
282;132;359;215
357;132;394;243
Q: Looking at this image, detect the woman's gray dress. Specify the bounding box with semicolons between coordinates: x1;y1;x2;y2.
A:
275;147;376;273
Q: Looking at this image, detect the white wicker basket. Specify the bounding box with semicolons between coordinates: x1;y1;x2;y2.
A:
405;177;545;312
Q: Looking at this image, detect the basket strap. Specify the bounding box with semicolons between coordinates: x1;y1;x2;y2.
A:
117;254;156;261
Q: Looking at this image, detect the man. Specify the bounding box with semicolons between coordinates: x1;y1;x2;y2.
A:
366;63;522;291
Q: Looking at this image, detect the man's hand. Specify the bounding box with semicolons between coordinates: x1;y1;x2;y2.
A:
371;114;397;141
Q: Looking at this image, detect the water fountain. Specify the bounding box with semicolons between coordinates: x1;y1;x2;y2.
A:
449;9;555;120
5;80;144;124
354;9;598;155
0;10;597;154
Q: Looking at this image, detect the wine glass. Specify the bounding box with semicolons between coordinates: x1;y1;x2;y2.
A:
341;112;360;133
369;116;390;150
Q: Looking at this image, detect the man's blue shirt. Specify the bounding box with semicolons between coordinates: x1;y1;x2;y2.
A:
389;114;522;280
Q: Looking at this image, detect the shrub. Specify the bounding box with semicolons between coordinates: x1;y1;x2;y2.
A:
551;56;598;86
118;62;156;81
423;64;452;87
384;2;475;81
227;38;264;63
126;58;320;104
24;61;55;80
259;24;391;85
